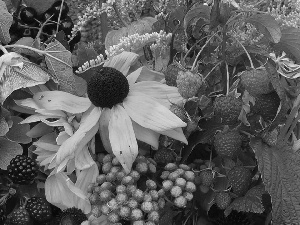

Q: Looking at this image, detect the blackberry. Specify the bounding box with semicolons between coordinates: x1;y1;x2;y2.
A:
25;197;52;222
59;207;87;225
0;206;6;224
7;155;38;185
10;207;31;225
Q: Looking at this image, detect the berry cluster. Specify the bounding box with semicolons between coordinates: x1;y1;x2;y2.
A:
160;163;196;208
88;154;161;224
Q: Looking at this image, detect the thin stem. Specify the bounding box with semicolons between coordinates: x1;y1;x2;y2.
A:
0;45;8;54
226;62;230;95
182;35;209;65
204;61;222;80
112;3;128;27
232;35;254;69
191;33;218;71
56;0;65;33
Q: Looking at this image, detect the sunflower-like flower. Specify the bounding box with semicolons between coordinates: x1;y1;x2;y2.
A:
17;52;187;173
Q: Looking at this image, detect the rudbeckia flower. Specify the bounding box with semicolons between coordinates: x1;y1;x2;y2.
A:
18;52;187;173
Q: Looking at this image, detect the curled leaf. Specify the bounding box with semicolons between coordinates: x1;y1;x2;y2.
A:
0;0;13;44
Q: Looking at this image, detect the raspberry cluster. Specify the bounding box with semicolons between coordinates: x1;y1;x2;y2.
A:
88;154;161;224
159;163;196;208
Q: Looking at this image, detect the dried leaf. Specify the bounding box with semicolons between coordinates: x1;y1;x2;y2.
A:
246;14;281;43
0;137;23;169
250;138;300;225
44;39;80;95
6;116;32;144
224;185;266;216
0;0;13;44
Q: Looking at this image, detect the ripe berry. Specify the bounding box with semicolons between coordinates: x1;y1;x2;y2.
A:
164;163;178;171
10;207;31;225
227;166;252;196
215;192;231;210
146;179;157;190
199;170;215;187
165;62;182;86
214;129;242;158
176;70;204;98
174;196;187;208
162;180;173;191
25;197;52;222
183;192;193;201
107;212;120;223
20;7;37;24
7;155;38;185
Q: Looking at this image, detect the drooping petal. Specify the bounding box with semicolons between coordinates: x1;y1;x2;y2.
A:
56;107;101;166
123;92;186;132
108;105;138;173
126;66;165;85
98;108;112;154
32;91;91;113
56;131;71;145
20;114;60;124
41;118;74;136
104;51;139;75
126;67;143;86
132;121;159;149
159;127;188;144
131;81;183;108
75;146;95;170
15;98;41;110
35;109;66;118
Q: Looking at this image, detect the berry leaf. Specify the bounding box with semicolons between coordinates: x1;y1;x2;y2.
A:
184;4;210;31
0;52;50;103
44;39;86;96
224;184;266;216
0;0;13;44
0;137;23;169
23;0;56;14
250;138;300;225
246;14;281;43
6;116;32;144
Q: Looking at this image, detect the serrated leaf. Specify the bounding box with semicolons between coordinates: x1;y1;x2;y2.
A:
184;4;210;31
0;0;13;44
250;138;300;225
246;14;281;43
224;184;266;216
23;0;56;14
0;137;23;169
275;27;300;63
6;116;32;144
44;39;81;95
0;53;51;103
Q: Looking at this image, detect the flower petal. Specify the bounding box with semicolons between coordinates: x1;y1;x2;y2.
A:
75;146;95;170
98;108;112;154
56;107;101;167
41;118;74;136
104;51;138;75
131;81;183;108
108;105;138;173
26;122;53;138
20;114;60;124
132;121;159;149
15;98;41;110
123;92;186;132
56;131;71;145
159;127;188;144
32;91;91;113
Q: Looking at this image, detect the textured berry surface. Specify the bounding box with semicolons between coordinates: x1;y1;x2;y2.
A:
215;192;231;210
240;68;273;96
7;155;38;185
227;166;252;196
154;148;175;165
213;95;242;124
10;207;31;225
214;130;242;158
169;104;189;123
25;197;52;222
165;62;182;86
176;70;203;98
59;207;87;225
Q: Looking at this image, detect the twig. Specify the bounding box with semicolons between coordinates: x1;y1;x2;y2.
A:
182;35;209;65
112;3;128;27
0;45;8;54
56;0;65;33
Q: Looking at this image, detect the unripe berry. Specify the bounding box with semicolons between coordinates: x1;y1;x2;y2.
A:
136;155;147;163
175;177;187;188
185;181;196;192
146;180;157;190
175;168;185;176
129;170;140;181
91;204;102;217
133;189;144;202
133;221;145;225
183;171;195;181
103;154;113;163
118;205;131;219
158;198;165;208
152;201;159;211
107;198;119;211
93;186;102;193
116;171;126;181
126;184;137;196
160;171;170;179
116;192;128;204
165;163;178;171
112;157;120;165
87;183;95;193
171;186;182;198
99;190;113;202
149;190;159;201
136;162;148;174
162;180;173;191
96;174;106;185
102;162;112;174
101;204;111;215
143;193;152;202
127;198;139;209
183;192;193;201
174;196;187;208
101;182;113;191
131;208;143;221
110;166;121;173
158;189;165;197
116;185;127;193
168;171;180;181
145;221;156;225
122;176;134;185
89;193;100;204
148;163;156;173
179;164;190;170
141;201;153;213
148;211;159;222
108;212;120;223
106;172;116;182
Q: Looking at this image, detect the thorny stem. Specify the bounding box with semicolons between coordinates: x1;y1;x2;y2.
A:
56;0;65;33
191;32;218;71
112;3;129;27
232;35;254;69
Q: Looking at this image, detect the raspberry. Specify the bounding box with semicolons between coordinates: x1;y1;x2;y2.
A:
143;193;152;202
107;198;119;211
135;161;148;174
133;189;144;202
179;164;190;170
168;172;180;181
126;184;137;196
185;181;196;192
116;193;128;204
102;154;113;163
165;62;182;86
215;192;231;210
106;172;116;182
91;204;102;217
146;180;157;190
199;170;215;187
122;176;134;185
183;192;193;201
176;70;204;98
160;171;170;179
141;201;153;213
162;180;173;191
127;198;139;209
100;204;111;215
171;186;182;197
148;210;160;222
116;184;127;193
183;171;195;181
174;196;187;208
108;212;120;223
118;205;131;219
175;177;187;188
148;163;157;173
10;207;31;225
102;162;112;174
129;170;141;181
99;190;113;202
96;174;106;185
7;155;38;185
89;193;100;204
227;166;252;196
131;208;143;221
112;157;120;165
149;190;159;201
214;129;242;158
175;168;185;176
164;163;178;171
25;197;52;222
116;171;126;181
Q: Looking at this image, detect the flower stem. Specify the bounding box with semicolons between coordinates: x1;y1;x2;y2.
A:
56;0;65;33
232;35;254;69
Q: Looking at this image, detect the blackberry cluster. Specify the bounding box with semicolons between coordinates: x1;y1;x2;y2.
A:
160;163;196;208
10;1;80;50
88;154;161;224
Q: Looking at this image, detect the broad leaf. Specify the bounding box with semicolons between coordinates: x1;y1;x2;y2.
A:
224;184;266;216
13;37;40;58
0;117;9;136
6;116;32;144
184;4;210;31
246;14;281;43
250;138;300;225
45;39;83;95
23;0;56;14
0;137;23;169
0;53;50;103
0;0;13;44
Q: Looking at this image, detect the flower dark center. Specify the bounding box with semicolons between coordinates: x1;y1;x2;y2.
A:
87;67;130;108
